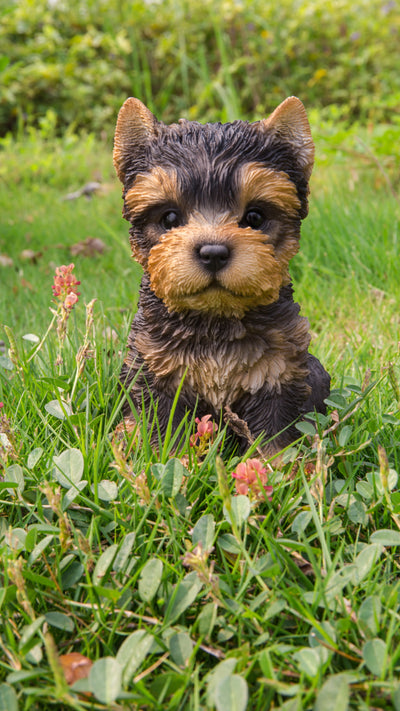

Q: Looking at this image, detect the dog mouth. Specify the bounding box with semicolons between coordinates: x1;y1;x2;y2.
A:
189;279;236;298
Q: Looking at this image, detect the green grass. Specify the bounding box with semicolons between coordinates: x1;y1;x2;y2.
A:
0;122;400;710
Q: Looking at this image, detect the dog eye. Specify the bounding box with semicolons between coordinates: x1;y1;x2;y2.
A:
242;208;265;229
160;210;181;230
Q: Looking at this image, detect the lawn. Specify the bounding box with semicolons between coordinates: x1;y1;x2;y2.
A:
0;112;400;710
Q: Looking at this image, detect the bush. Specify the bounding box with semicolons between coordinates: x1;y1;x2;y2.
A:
1;0;400;136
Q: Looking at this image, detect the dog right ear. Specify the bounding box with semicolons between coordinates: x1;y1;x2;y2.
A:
113;98;158;182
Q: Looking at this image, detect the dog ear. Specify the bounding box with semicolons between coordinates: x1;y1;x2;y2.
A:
261;97;314;181
113;98;158;182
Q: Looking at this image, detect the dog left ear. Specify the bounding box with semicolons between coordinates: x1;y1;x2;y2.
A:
114;97;158;182
261;97;314;181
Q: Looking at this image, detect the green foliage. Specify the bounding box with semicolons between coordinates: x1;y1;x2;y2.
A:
1;0;400;136
1;84;400;708
0;305;400;708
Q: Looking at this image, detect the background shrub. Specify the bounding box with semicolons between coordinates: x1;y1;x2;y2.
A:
1;0;400;136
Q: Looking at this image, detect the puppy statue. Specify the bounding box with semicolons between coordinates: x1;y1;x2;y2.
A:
114;97;330;453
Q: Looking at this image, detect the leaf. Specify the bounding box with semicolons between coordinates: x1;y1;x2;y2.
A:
25;529;37;553
393;685;400;711
155;458;187;498
293;648;324;678
278;700;302;711
28;535;54;565
347;500;368;525
206;658;238;707
292;510;312;536
370;529;400;546
362;638;387;677
7;669;47;684
113;532;136;573
259;649;274;678
22;333;40;343
5;528;26;551
165;571;203;624
356;481;373;500
223;495;250;529
151;463;164;480
4;464;25;495
309;621;336;649
325;565;357;601
324;393;347;410
0;684;18;711
45;399;72;420
60;652;92;686
61;561;84;590
138;558;163;602
70;236;106;256
313;674;349;711
0;255;13;267
18;616;46;652
169;632;193;667
20;250;42;263
52;448;84;488
338;425;353;447
215;674;248;711
44;612;74;632
93;479;118;502
295;421;316;436
0;355;14;371
174;491;190;516
264;599;286;621
197;601;218;638
27;447;44;469
314;674;350;711
192;514;215;550
0;482;15;497
367;469;398;494
62;480;87;509
89;657;122;704
358;596;382;636
0;57;10;72
387;469;398;490
217;533;241;554
26;644;42;665
351;544;383;585
92;544;118;586
116;630;153;685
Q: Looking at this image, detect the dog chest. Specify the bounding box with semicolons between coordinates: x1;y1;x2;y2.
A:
134;324;309;412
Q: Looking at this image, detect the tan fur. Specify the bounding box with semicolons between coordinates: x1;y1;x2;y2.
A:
147;217;298;318
238;163;301;216
125;168;180;217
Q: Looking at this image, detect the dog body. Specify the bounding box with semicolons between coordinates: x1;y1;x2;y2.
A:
114;97;330;453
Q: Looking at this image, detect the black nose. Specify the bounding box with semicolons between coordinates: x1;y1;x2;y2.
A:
197;244;230;273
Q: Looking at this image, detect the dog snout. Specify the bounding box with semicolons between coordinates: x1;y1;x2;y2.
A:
196;243;231;274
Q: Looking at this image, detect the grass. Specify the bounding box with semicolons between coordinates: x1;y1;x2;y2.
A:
0;119;400;710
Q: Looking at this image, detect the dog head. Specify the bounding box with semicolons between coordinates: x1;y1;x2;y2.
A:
114;97;314;319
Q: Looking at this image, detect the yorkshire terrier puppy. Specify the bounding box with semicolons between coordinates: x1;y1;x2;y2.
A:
114;96;330;454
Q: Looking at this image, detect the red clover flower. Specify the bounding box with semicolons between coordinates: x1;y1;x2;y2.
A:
52;263;80;309
51;263;81;369
232;457;273;502
190;414;218;456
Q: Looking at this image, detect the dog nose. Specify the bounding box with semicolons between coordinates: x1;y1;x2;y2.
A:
197;244;230;273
